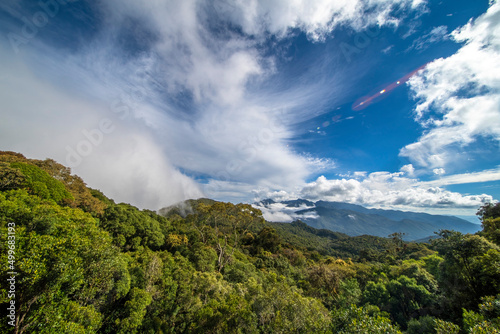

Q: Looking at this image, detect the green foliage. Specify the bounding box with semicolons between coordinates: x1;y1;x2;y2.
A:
479;202;500;246
331;304;401;333
478;203;500;222
482;217;500;246
253;227;281;253
191;244;218;272
393;259;439;293
31;158;106;215
271;220;391;259
433;231;500;320
363;279;390;306
0;190;127;334
224;259;258;283
406;315;437;334
2;151;500;333
386;275;432;327
421;253;444;278
252;279;331;333
434;318;460;334
9;162;74;204
335;278;362;309
100;203;165;250
116;288;153;334
0;162;26;191
0;152;107;215
305;261;353;308
463;295;500;334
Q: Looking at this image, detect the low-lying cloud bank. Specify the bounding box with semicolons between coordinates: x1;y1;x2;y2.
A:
252;202;319;223
254;168;497;216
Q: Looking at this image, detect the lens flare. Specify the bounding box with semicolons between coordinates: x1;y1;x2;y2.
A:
352;64;427;111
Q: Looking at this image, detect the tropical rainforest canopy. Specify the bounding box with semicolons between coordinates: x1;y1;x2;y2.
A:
1;151;500;333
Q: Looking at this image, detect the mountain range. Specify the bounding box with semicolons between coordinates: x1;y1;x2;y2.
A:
253;199;481;241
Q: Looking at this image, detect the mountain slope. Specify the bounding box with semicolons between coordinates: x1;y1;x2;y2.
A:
159;198;216;217
255;199;481;241
315;201;478;231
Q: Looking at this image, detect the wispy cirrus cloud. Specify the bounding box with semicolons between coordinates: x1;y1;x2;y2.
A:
421;167;500;187
0;0;428;209
406;25;448;51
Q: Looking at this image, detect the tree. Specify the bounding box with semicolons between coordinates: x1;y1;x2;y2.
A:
115;288;153;334
196;202;265;272
0;190;128;334
482;217;500;246
252;279;331;333
463;295;500;334
100;203;165;250
478;202;500;246
406;315;437;334
331;304;401;334
0;163;26;191
0;152;107;215
8;162;74;204
32;159;106;215
433;319;460;334
335;278;362;309
477;203;500;222
254;227;281;253
386;275;432;327
433;231;500;321
306;262;346;308
363;279;390;307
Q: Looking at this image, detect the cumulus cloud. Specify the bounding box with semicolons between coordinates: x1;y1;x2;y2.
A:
215;0;426;40
400;164;415;176
252;172;494;213
252;189;300;203
433;168;446;175
402;0;500;169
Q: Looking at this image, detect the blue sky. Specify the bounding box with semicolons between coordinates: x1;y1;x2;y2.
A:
1;0;499;217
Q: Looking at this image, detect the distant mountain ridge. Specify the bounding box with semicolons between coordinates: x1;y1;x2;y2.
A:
254;199;481;241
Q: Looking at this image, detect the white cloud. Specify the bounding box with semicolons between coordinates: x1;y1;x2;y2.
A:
402;0;500;169
213;0;426;41
407;25;448;51
433;168;446;175
252;201;319;222
382;45;394;54
0;52;203;210
422;167;500;187
252;189;300;203
294;173;494;212
1;0;495;222
400;164;415;176
0;0;431;209
253;167;498;218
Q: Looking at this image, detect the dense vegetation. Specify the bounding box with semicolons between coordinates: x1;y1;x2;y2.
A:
1;151;500;333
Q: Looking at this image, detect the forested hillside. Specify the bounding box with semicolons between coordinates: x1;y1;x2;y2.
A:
1;151;500;333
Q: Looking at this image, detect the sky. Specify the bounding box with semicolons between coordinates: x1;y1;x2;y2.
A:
1;0;499;218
